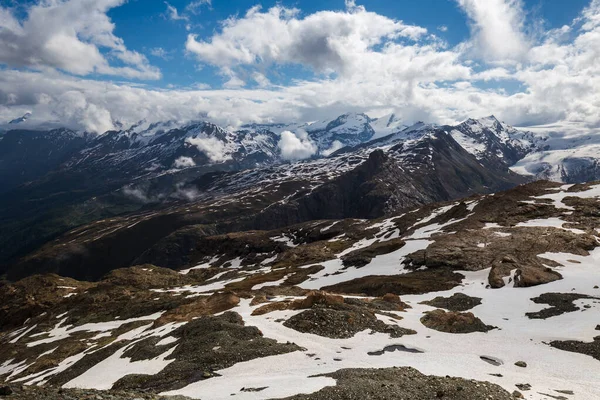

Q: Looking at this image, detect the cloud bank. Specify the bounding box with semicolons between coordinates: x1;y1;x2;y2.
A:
278;130;318;160
0;0;600;135
0;0;159;79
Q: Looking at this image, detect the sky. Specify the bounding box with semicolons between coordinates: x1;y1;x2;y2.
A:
0;0;599;133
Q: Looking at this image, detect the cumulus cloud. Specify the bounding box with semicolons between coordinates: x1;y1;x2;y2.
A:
164;2;188;21
457;0;529;63
1;1;600;135
0;0;160;79
122;185;153;203
165;1;211;30
186;0;212;14
186;136;231;163
173;156;196;168
150;47;171;60
278;130;317;160
321;140;344;156
185;5;427;75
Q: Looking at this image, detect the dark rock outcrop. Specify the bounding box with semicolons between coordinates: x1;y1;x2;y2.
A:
279;367;515;400
420;309;495;333
421;293;482;312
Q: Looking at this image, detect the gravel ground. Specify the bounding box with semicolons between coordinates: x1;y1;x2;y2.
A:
278;366;518;400
0;385;192;400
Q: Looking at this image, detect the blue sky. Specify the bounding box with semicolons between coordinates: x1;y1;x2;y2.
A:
102;0;590;89
0;0;599;133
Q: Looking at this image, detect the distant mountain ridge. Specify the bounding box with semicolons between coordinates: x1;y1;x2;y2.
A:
0;113;545;192
0;111;596;273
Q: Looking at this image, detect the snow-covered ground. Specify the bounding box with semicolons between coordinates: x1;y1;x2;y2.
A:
3;183;600;399
163;248;600;400
511;122;600;181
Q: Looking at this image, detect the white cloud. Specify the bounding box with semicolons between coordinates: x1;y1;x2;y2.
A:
186;0;212;14
150;47;171;60
321;140;344;156
278;130;317;160
122;185;152;203
164;2;188;21
472;67;512;81
223;75;246;88
192;83;211;90
1;1;600;136
0;0;160;79
173;156;196;168
186;136;231;163
252;72;271;87
457;0;529;63
185;5;427;75
580;0;600;30
165;1;210;31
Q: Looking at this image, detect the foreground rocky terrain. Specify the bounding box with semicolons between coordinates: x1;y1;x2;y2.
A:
1;180;600;399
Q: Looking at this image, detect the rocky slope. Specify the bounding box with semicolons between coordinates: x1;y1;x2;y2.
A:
4;126;527;281
1;180;600;399
0;113;551;271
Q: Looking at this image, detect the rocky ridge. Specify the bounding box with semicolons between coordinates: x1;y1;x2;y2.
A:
0;114;533;273
2;180;600;399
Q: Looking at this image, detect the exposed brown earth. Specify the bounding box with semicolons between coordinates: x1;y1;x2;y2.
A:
251;291;408;316
154;292;241;325
341;238;406;268
550;336;600;362
526;293;600;319
0;385;193;399
279;367;516;400
420;309;495;333
322;267;465;296
420;293;482;312
248;291;414;339
283;306;415;339
2;179;600;399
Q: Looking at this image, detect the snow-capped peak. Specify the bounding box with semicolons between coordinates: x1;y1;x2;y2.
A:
371;113;408;139
8;112;32;125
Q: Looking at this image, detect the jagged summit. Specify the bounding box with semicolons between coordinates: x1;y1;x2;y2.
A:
8;112;31;125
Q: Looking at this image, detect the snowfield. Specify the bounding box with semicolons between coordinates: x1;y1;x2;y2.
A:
2;183;600;399
163;249;600;400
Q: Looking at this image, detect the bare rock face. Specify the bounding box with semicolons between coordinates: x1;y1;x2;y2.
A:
322;267;464;296
341;238;406;268
488;256;563;289
0;274;93;330
420;309;495;333
550;336;600;362
155;291;241;325
252;291;408;317
283;305;415;339
279;367;515;400
403;221;599;290
420;293;482;312
526;293;600;319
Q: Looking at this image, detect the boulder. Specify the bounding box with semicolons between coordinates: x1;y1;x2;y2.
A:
420;309;495;333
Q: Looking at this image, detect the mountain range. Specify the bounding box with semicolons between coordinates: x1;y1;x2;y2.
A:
2;111;600;399
0;111;598;277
